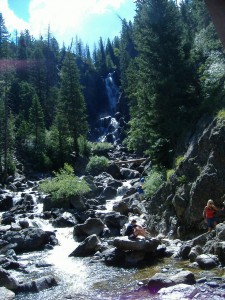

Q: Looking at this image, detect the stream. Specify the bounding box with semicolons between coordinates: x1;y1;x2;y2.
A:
4;181;221;300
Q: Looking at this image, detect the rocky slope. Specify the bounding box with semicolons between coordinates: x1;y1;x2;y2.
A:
146;115;225;238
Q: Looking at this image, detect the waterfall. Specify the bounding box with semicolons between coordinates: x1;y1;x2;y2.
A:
105;72;120;114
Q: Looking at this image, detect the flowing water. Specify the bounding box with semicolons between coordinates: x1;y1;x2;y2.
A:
4;183;225;299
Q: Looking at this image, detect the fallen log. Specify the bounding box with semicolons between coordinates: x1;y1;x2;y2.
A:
114;158;146;165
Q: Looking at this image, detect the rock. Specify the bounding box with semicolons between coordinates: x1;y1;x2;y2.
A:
196;254;219;269
74;217;105;238
0;267;19;291
102;247;126;265
120;168;140;179
104;212;128;229
18;275;58;293
213;241;225;264
216;223;225;240
158;283;199;299
2;228;55;252
0;287;15;299
188;245;203;262
0;194;14;211
69;234;102;257
113;236;160;252
147;270;196;293
52;212;77;227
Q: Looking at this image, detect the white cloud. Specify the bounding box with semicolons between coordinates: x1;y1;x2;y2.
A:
1;0;30;33
28;0;128;42
1;0;134;46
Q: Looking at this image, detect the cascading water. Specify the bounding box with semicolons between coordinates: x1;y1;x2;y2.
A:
105;72;120;115
96;72;122;143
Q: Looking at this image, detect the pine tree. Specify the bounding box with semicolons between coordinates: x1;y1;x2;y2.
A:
59;51;88;156
126;0;193;166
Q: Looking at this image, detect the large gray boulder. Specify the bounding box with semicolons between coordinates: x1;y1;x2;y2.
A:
69;234;102;257
2;228;55;252
113;236;160;252
73;217;105;238
147;270;196;293
196;254;219;269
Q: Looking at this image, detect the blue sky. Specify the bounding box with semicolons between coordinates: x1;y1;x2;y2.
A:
1;0;136;49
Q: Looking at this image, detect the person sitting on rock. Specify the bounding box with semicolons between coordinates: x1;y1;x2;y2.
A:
203;199;220;232
125;219;146;239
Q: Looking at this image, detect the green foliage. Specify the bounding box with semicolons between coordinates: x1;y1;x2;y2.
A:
78;136;91;157
89;142;113;153
39;163;90;205
143;168;165;198
177;175;187;185
86;155;109;175
217;109;225;121
175;155;184;168
166;169;175;181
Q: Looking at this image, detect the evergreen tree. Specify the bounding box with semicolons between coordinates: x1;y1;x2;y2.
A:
59;51;88;156
29;94;46;157
0;13;10;58
126;0;194;166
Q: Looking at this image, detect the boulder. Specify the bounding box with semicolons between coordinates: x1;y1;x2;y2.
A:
113;237;160;252
52;212;77;227
0;267;19;291
18;275;58;293
196;254;219;269
158;284;199;299
69;234;102;257
2;228;55;252
147;270;196;293
188;245;203;262
74;217;105;237
0;287;15;299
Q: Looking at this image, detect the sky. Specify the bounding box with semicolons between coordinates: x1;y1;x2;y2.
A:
0;0;136;49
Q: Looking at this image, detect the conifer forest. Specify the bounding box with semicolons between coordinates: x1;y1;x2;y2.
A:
0;0;224;180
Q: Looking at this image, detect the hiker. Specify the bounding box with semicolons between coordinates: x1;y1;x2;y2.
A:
137;185;145;201
203;199;220;232
125;219;146;239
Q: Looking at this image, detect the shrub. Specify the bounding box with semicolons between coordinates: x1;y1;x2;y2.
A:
143;169;164;198
217;109;225;121
86;155;109;175
89;142;113;154
39;163;90;206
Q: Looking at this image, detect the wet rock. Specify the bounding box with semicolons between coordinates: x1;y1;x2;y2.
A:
158;283;199;299
52;212;77;227
102;247;126;265
178;241;192;259
147;270;196;293
69;234;102;257
2;228;55;252
104;212;128;231
100;186;117;199
74;217;105;238
0;194;14;211
106;163;122;180
18;275;58;293
0;267;19;291
196;254;219;269
120;168;140;179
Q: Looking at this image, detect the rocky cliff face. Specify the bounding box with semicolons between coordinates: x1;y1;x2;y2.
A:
146;115;225;238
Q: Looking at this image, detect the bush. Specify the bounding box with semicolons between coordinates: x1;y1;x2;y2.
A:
143;169;164;198
89;142;113;152
86;155;109;175
39;163;90;206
